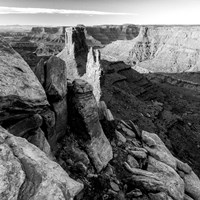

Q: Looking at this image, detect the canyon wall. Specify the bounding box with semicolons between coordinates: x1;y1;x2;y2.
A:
101;25;200;73
30;24;140;46
86;24;140;44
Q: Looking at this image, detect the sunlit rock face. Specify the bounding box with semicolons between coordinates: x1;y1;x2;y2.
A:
101;25;200;73
57;26;101;103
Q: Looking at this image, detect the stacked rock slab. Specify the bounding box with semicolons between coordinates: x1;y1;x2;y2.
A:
68;79;113;172
0;125;83;200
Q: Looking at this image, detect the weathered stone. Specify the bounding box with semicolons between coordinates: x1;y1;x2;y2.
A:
0;126;83;199
34;57;46;86
51;97;67;150
27;128;53;159
86;130;113;172
7;114;43;137
0;132;25;200
124;162;166;192
45;56;67;102
132;147;148;153
142;131;177;169
147;156;184;200
69;79;113;172
120;123;136;137
125;158;184;200
105;109;114;121
176;159;192;174
126;189;143;198
129;120;142;138
120;120;132;130
184;171;200;200
127;155;140;168
129;150;147;159
110;181;120;192
115;130;127;144
0;37;48;122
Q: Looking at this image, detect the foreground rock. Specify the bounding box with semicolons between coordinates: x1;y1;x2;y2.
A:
0;126;83;200
34;55;68;151
0;37;48;124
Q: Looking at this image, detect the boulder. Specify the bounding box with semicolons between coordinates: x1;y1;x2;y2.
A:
142;130;177;169
0;37;48;123
0;125;83;199
115;130;127;144
184;171;200;200
45;56;67;102
176;159;192;174
147;156;185;200
69;79;113;172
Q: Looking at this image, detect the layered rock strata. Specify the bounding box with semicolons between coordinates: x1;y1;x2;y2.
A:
68;79;113;172
101;25;200;73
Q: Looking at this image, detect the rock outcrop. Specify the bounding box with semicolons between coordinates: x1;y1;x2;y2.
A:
0;37;48;124
57;26;101;102
34;55;68;151
68;79;113;172
0;125;83;200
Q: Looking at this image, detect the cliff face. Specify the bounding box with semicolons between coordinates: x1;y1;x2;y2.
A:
86;24;140;44
101;25;200;73
57;27;101;102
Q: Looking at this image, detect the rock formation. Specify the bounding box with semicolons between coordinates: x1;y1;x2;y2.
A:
0;36;48;124
68;79;113;172
1;26;200;200
101;25;200;73
0;37;83;199
0;126;83;200
57;26;101;102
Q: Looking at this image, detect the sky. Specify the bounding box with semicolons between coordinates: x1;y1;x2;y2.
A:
0;0;200;26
